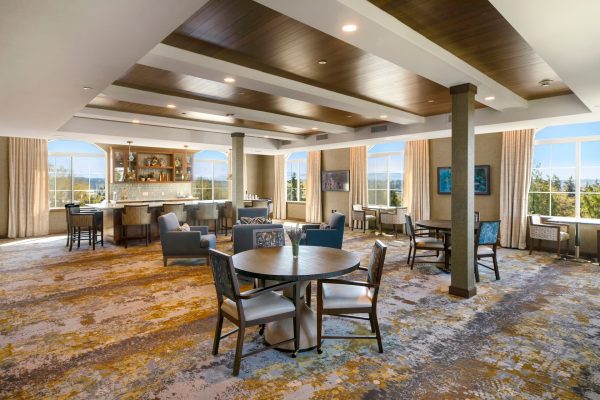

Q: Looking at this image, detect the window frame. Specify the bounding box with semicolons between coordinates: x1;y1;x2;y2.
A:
529;134;600;218
285;152;307;203
48;140;107;209
192;150;229;201
367;146;405;207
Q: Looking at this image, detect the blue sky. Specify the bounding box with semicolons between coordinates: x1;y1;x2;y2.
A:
533;122;600;169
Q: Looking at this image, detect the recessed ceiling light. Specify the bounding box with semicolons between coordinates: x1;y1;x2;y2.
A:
427;99;435;103
132;119;140;123
264;136;270;139
311;127;319;131
225;113;235;117
181;112;187;115
342;24;357;32
346;115;353;118
239;92;246;95
317;59;327;65
484;96;495;101
224;77;236;83
82;86;92;90
539;79;553;87
380;115;388;119
166;104;176;109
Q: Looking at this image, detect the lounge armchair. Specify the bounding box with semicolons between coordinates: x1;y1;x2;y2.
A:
301;212;345;249
158;212;216;266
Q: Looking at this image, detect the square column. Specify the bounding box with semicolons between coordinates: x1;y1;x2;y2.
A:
449;83;477;298
231;132;245;219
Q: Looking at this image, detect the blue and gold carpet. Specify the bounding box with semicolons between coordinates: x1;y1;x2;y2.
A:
0;228;599;399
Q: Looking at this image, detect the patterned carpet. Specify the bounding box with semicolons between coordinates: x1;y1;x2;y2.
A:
1;227;599;399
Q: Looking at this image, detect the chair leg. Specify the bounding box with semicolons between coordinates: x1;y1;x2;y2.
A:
77;227;81;248
557;239;561;258
305;282;311;308
474;258;480;283
212;311;224;355
232;325;245;376
69;228;74;252
123;226;128;249
394;225;398;238
317;282;323;354
145;225;149;247
410;247;416;270
529;236;533;255
406;244;412;265
92;227;96;250
372;310;383;353
163;257;168;267
369;313;376;333
492;254;500;280
363;219;366;233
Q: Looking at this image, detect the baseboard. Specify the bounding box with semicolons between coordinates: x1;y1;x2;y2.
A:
449;285;477;298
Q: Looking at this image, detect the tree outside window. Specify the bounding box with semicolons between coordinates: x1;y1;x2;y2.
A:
48;140;106;208
286;152;307;202
367;142;404;207
192;150;229;200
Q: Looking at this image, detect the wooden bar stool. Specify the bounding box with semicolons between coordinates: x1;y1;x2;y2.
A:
196;203;219;235
162;203;187;224
122;204;151;248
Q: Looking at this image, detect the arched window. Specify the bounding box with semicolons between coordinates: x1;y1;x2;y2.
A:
286;151;307;202
528;121;600;218
48;139;107;208
368;142;405;206
193;150;229;200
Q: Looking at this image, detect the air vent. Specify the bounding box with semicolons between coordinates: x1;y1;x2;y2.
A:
316;134;329;141
370;124;388;133
281;140;291;146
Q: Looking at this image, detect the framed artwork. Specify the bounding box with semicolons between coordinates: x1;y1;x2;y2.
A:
321;170;350;192
437;165;491;195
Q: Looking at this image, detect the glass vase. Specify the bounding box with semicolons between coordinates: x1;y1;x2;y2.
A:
292;241;300;258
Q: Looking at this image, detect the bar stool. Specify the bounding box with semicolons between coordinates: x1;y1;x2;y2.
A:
162;203;187;224
68;208;103;251
220;201;234;236
196;203;219;235
122;204;151;248
252;199;268;208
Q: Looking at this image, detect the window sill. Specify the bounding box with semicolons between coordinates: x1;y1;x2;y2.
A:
286;201;306;204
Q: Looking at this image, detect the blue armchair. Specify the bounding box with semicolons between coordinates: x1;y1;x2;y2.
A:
158;213;216;266
300;212;345;249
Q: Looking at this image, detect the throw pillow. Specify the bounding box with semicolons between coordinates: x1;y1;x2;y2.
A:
177;223;191;232
319;223;330;230
240;217;267;224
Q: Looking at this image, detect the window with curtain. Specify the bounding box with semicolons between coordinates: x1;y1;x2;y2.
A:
528;122;600;218
192;150;229;200
48;139;107;208
367;142;405;206
286;151;307;202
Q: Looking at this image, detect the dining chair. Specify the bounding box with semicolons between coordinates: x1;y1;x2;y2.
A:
221;201;234;236
196;203;219;234
68;207;103;251
405;215;446;269
162;203;187;224
474;211;481;223
209;249;300;376
474;220;501;282
122;204;152;248
527;214;570;258
351;204;376;233
64;203;78;247
379;207;407;237
316;240;387;354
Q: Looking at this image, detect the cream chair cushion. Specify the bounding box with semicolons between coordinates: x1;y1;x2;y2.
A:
477;246;495;256
322;283;373;311
415;237;445;249
221;291;294;322
560;231;570;241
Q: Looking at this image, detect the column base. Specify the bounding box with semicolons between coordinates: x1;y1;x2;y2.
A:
449;285;477;298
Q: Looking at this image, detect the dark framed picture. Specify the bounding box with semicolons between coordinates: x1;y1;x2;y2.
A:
437;165;491;195
321;170;350;192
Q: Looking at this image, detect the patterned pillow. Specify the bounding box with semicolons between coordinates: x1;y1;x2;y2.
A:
240;216;267;224
177;223;191;232
319;223;330;230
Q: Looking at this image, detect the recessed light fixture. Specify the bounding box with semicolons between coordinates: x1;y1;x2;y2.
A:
317;59;327;65
264;136;270;139
224;77;236;83
239;91;246;95
166;104;176;109
225;113;235;117
82;86;92;91
181;112;187;115
342;24;357;32
132;119;140;123
539;79;553;87
311;127;319;131
484;96;495;101
347;115;353;118
380;115;388;119
427;99;435;103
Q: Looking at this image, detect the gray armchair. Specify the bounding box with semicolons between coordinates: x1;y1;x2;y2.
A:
158;212;216;266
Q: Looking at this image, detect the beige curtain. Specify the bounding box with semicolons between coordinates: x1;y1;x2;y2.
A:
305;151;322;223
403;140;430;220
227;149;232;199
349;146;368;216
243;154;248;197
500;129;535;249
273;155;287;220
8;137;49;238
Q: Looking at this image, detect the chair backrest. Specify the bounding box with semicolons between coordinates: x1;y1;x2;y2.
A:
252;199;268;208
223;201;234;218
477;221;500;246
238;207;268;220
163;203;186;222
253;228;285;248
474;211;481;223
208;249;241;305
328;212;346;232
381;207;407;224
122;204;150;226
367;240;387;300
69;212;94;228
404;215;415;239
158;212;180;236
352;204;363;211
196;203;218;219
529;214;541;225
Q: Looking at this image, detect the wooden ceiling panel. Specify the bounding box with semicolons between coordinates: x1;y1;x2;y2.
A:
369;0;571;99
163;0;457;116
116;64;381;127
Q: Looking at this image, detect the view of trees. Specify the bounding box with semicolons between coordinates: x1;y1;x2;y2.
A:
367;146;403;207
48;155;106;207
286;153;307;202
287;172;306;201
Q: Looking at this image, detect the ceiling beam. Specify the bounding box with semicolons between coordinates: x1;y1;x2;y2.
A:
255;0;528;111
103;85;353;134
75;107;306;141
139;44;424;125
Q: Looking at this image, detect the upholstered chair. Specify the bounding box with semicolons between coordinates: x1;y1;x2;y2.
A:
221;201;234;236
379;207;408;237
162;203;187;224
474;220;501;282
301;212;345;249
405;215;446;269
196;203;219;234
351;204;377;233
209;249;299;376
528;214;570;258
122;204;151;248
158;212;216;266
64;203;79;247
316;240;387;354
474;211;481;223
251;199;269;208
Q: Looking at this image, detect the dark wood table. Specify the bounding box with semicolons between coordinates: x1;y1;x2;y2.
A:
232;246;360;350
415;220;480;270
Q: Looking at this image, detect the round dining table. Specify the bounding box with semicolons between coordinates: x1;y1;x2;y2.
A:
232;245;361;351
